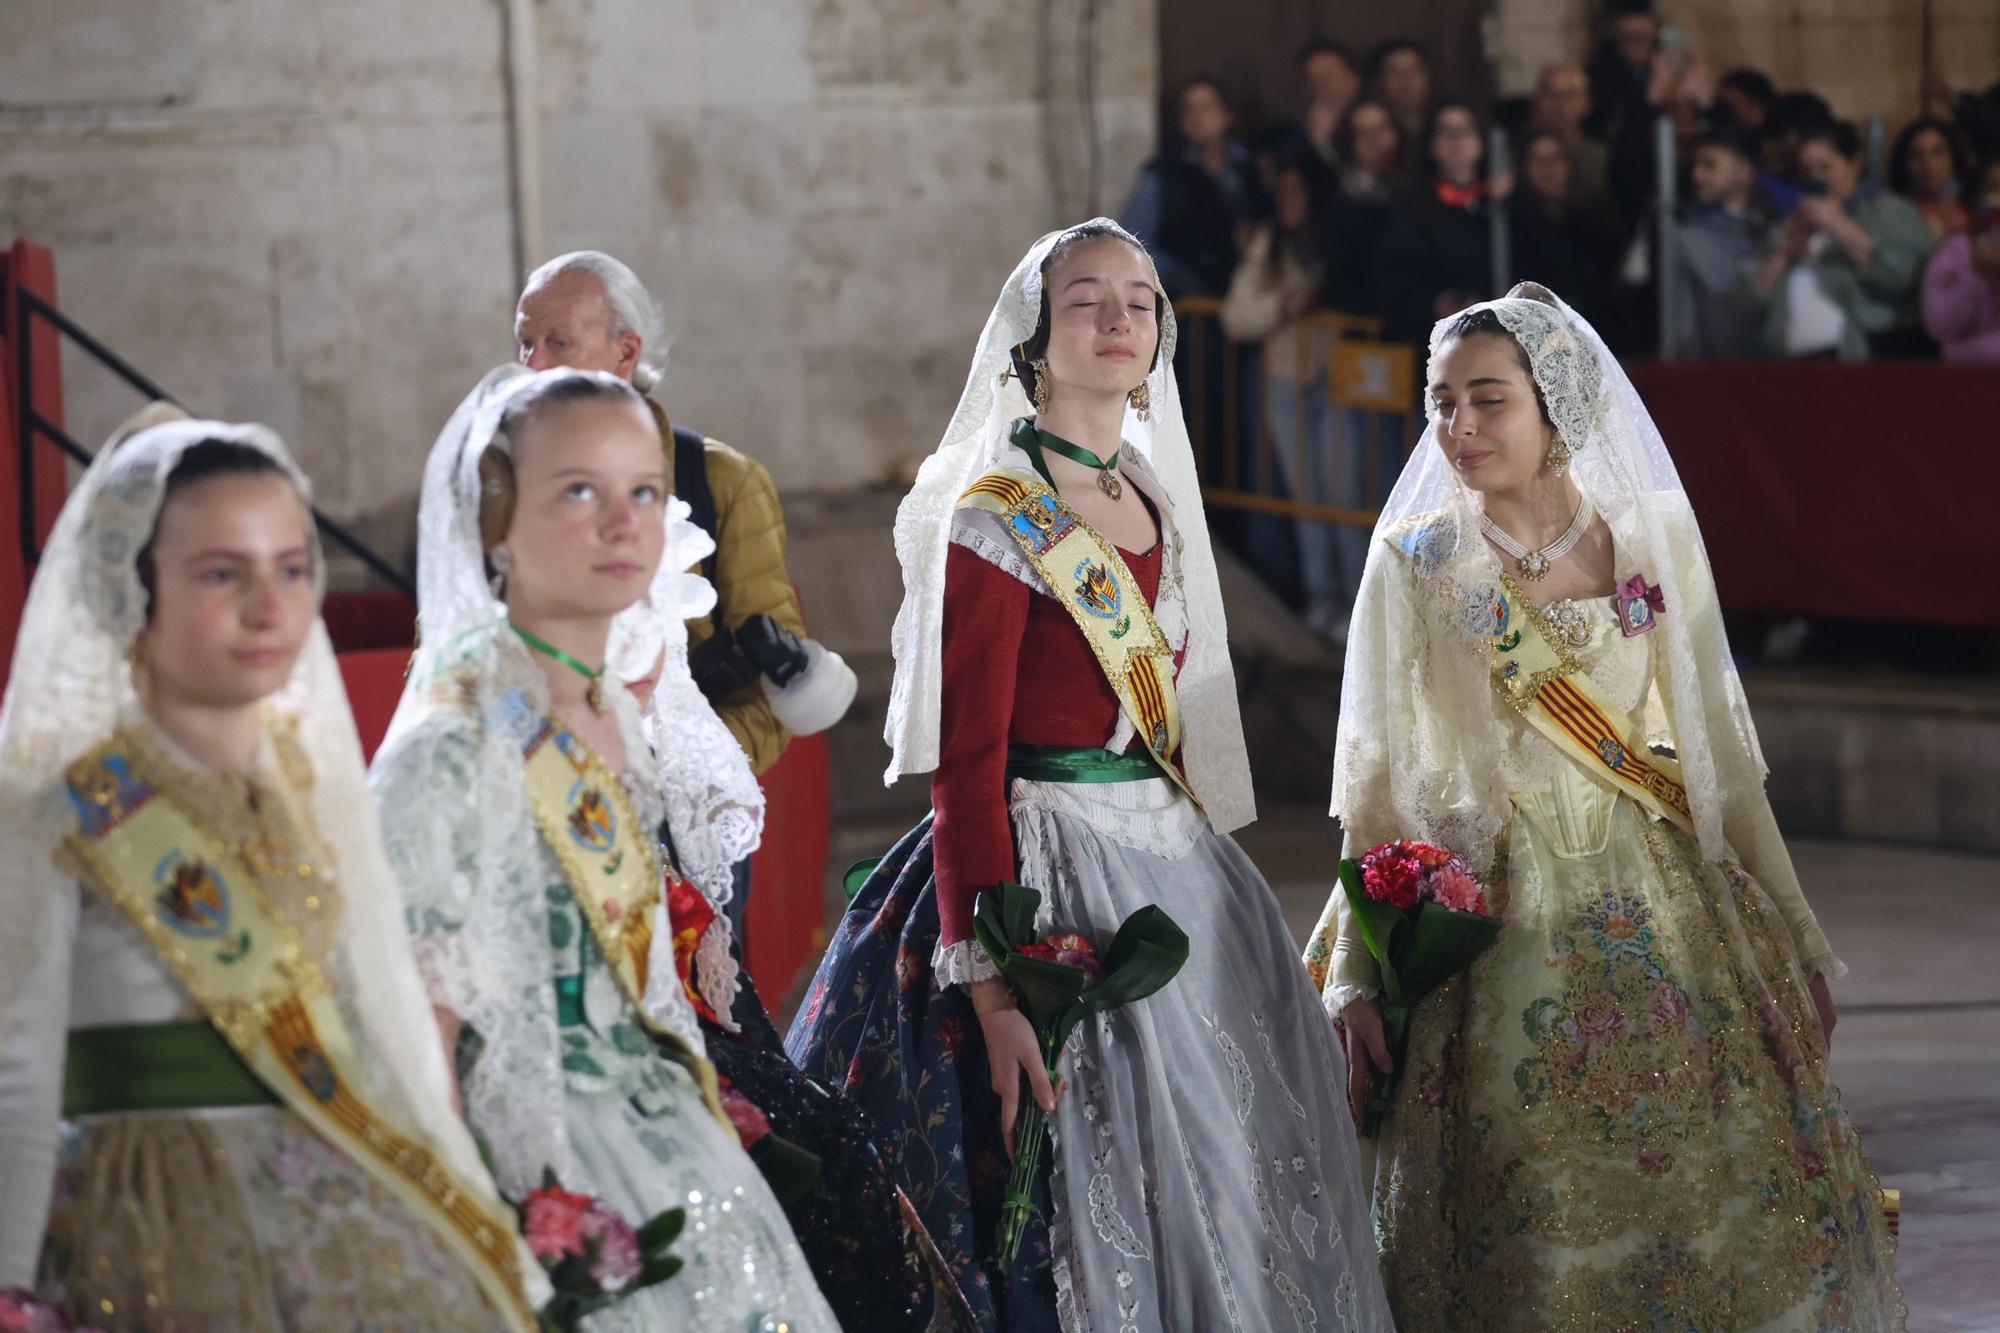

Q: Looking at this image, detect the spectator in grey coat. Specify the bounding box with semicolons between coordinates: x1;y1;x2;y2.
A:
1665;129;1770;359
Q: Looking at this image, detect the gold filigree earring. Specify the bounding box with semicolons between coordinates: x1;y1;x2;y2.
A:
1030;360;1051;415
1545;437;1573;477
1128;379;1151;422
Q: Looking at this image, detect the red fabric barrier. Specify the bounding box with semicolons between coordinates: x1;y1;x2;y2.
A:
323;589;417;652
745;732;832;1002
0;242;73;691
339;648;412;759
1629;361;2000;628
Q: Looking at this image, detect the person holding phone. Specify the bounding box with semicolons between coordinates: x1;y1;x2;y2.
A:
1749;120;1934;359
1586;1;1711;226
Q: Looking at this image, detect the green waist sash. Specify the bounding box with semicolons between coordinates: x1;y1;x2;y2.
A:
63;1021;277;1116
1006;742;1164;785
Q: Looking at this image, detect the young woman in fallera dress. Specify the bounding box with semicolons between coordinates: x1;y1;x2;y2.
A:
1305;283;1905;1331
788;220;1394;1333
0;409;543;1329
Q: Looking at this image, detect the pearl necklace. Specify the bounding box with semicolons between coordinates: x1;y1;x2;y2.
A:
1482;492;1594;581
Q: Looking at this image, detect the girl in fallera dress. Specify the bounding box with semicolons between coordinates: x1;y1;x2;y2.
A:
1305;282;1905;1331
788;220;1394;1333
369;366;838;1332
0;409;543;1330
604;386;978;1331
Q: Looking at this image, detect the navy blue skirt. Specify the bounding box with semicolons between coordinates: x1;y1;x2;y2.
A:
785;816;1061;1333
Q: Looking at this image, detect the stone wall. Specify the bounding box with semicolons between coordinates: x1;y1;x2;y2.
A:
0;0;1156;566
1491;0;2000;125
6;0;1989;569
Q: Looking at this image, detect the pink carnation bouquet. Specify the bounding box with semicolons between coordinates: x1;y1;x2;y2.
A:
520;1171;682;1331
1340;840;1502;1135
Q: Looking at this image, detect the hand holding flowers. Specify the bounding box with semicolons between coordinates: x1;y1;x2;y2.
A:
520;1171;684;1331
971;882;1189;1264
1335;841;1502;1136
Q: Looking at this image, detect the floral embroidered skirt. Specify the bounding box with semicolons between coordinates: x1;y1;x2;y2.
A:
788;775;1392;1333
784;815;1064;1333
701;966;978;1331
1370;779;1905;1331
39;1106;502;1332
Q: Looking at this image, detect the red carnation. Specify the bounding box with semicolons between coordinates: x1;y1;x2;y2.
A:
521;1183;594;1262
1401;841;1456;870
1041;932;1104;983
1362;854;1423;911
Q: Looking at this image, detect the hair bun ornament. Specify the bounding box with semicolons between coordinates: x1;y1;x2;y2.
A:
105;401;193;454
1507;280;1562;307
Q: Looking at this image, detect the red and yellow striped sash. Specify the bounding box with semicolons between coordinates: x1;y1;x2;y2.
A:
1488;576;1695;835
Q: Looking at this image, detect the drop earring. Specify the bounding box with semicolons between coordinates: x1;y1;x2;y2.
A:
488;546;512;599
1128;379;1152;422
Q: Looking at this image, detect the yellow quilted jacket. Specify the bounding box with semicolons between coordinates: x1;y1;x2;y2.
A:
648;397;806;777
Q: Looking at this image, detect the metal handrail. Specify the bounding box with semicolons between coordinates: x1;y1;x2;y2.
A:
1174;303;1417;530
14;288;413;593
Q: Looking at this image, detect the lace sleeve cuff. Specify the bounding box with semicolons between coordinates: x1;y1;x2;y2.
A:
1323;983;1380;1019
933;937;1001;988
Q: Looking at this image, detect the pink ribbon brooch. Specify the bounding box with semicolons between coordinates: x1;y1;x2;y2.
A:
1615;575;1666;637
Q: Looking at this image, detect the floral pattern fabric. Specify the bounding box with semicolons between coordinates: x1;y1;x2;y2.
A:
1361;766;1905;1332
786;817;1064;1333
41;1109;499;1332
698;942;979;1331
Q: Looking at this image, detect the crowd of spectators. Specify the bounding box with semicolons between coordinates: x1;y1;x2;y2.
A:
1117;2;1999;643
1119;2;2000;367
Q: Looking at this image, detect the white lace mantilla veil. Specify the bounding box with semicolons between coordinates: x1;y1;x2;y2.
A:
1330;282;1768;873
376;365;729;1200
883;219;1256;832
0;412;545;1300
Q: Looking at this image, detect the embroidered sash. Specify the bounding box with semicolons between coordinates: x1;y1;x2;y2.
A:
61;734;537;1332
1486;574;1696;833
958;467;1198;809
506;691;731;1128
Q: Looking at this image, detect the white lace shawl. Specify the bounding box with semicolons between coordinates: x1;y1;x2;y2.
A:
882;219;1256;835
608;495;764;909
373;367;726;1200
0;415;542;1298
1330;287;1771;874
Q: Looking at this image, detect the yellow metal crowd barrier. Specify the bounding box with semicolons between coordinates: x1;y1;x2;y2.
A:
1174;297;1419;530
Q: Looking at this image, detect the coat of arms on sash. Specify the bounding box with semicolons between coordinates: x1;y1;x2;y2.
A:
155;854;229;935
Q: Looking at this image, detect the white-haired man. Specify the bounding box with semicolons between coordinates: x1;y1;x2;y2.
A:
514;251;811;779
